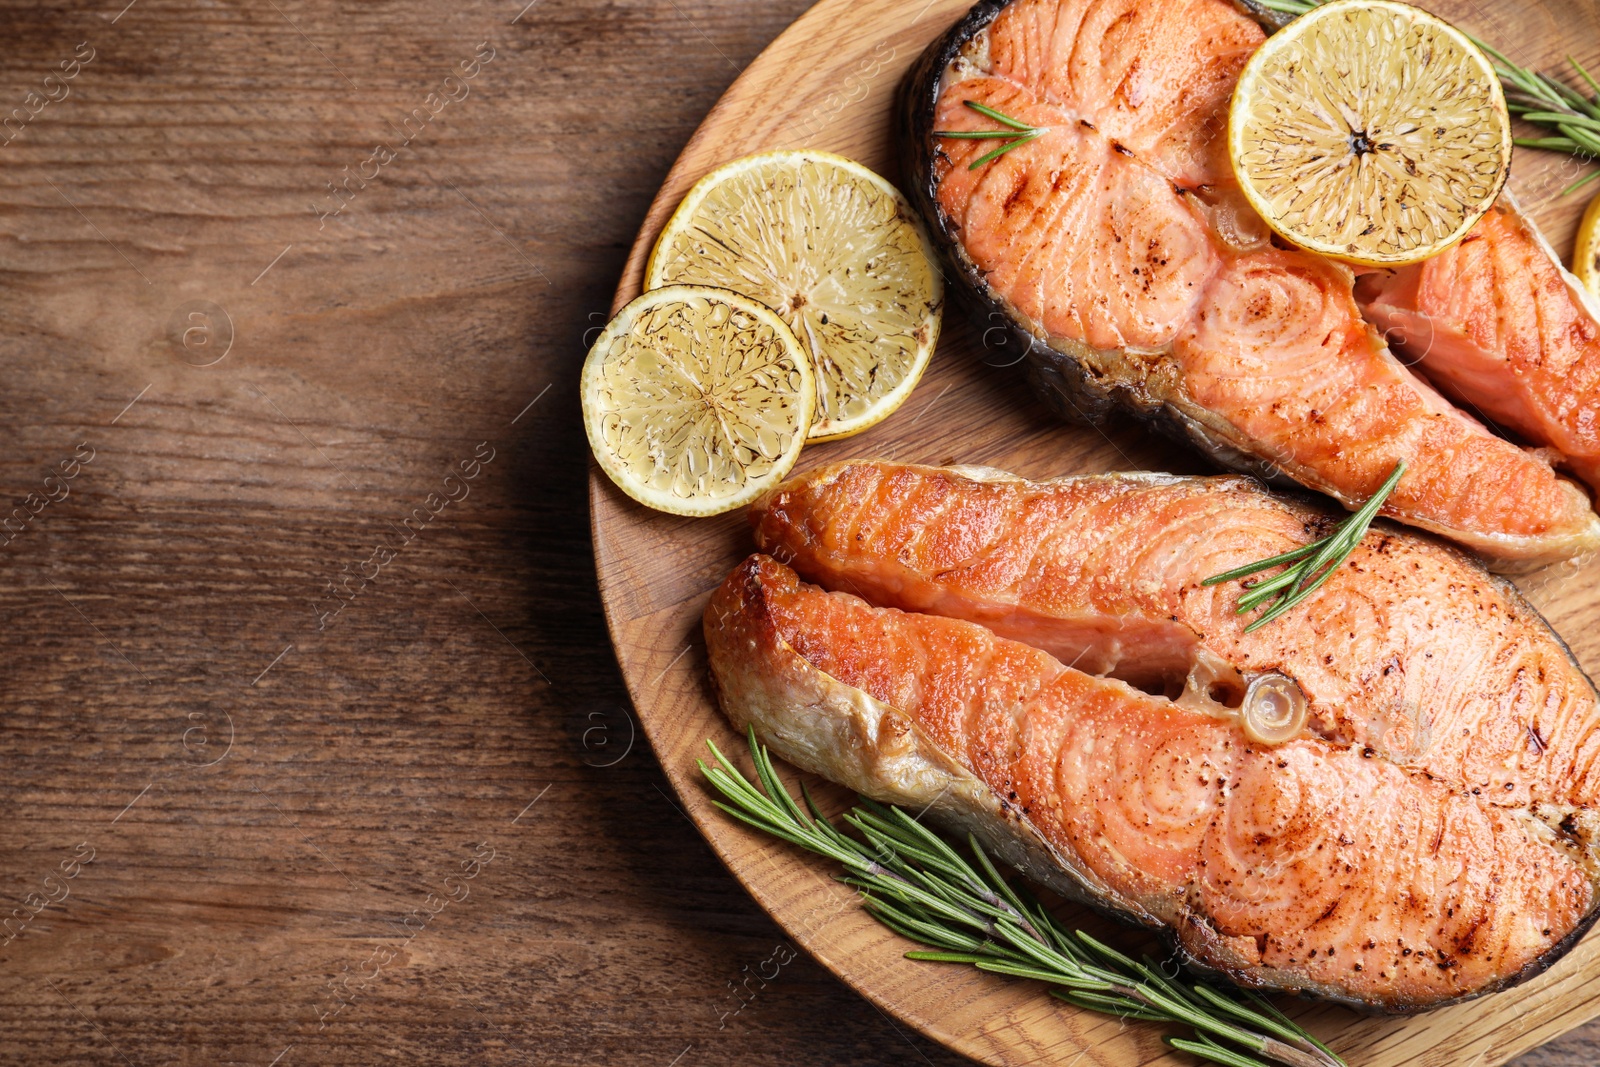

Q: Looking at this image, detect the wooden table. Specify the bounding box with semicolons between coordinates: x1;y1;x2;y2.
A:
0;1;1591;1064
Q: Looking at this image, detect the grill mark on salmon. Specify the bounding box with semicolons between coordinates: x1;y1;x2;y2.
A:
706;551;1599;1010
1359;199;1600;492
899;0;1600;568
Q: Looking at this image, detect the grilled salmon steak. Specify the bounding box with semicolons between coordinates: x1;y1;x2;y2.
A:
1359;200;1600;493
706;461;1600;1010
899;0;1600;568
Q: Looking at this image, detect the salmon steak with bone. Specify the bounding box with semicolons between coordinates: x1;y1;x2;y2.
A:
705;461;1600;1012
898;0;1600;569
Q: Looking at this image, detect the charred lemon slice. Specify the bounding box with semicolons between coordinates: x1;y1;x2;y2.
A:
1228;0;1511;267
645;150;943;441
582;285;814;517
1575;190;1600;298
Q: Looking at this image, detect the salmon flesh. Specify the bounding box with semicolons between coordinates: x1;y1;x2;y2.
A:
898;0;1600;569
1359;198;1600;494
703;461;1600;1011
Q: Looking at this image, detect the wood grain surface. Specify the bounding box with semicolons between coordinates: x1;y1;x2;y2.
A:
589;0;1600;1066
0;0;1586;1065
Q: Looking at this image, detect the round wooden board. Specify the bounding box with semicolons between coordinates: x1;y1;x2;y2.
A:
590;1;1600;1063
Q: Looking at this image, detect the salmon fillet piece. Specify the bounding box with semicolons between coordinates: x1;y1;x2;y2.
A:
1359;201;1600;491
908;0;1600;566
751;462;1600;824
706;552;1597;1009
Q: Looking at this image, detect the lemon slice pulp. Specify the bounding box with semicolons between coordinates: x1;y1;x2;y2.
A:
1575;191;1600;298
582;285;815;516
645;150;943;441
1228;0;1511;267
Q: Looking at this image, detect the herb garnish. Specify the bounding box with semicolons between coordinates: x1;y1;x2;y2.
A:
1204;461;1406;632
701;729;1346;1067
934;100;1048;170
1258;0;1600;194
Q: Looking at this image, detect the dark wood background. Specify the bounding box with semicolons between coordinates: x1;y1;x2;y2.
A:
0;0;1589;1064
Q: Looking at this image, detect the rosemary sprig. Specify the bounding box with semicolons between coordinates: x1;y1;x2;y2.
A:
700;729;1345;1067
1254;0;1600;194
1203;461;1405;632
934;100;1048;170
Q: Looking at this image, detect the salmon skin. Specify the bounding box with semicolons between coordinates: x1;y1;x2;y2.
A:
1359;197;1600;493
897;0;1600;569
719;460;1600;1010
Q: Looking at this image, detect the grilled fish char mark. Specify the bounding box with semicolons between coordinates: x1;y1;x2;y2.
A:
899;0;1600;568
706;551;1598;1011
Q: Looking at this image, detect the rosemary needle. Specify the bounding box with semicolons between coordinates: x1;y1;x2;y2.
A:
934;100;1048;170
1255;0;1600;192
700;728;1345;1067
1204;461;1406;632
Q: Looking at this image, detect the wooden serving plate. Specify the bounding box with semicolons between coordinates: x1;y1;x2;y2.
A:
590;0;1600;1062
